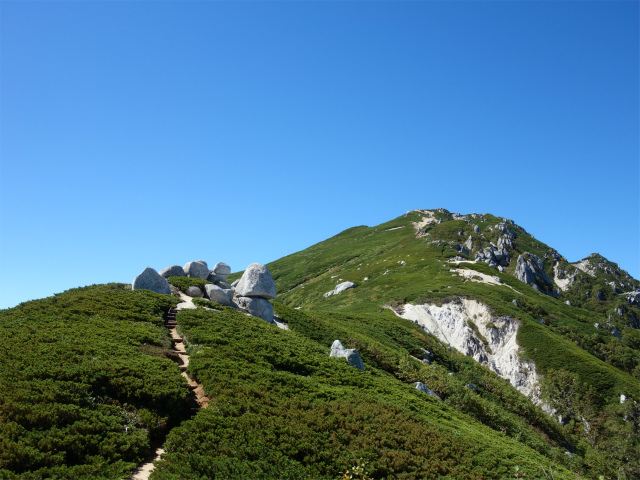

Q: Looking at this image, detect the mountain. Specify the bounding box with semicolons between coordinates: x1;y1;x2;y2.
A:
1;209;638;479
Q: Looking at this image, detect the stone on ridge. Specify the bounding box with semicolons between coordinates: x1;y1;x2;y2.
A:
184;261;209;280
235;263;277;300
132;267;171;295
159;265;185;278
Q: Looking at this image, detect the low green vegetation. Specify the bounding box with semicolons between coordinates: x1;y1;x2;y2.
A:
167;276;211;292
0;284;191;479
2;209;639;479
153;305;576;479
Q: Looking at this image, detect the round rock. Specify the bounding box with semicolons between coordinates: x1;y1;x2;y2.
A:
235;263;277;300
204;284;232;306
212;262;231;280
184;261;209;279
159;265;185;278
185;286;203;298
132;267;171;295
236;296;274;323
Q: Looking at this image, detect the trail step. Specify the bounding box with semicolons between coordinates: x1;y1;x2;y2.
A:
188;384;198;390
173;338;183;343
179;365;188;371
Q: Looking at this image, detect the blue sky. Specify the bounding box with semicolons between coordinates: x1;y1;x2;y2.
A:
1;1;638;309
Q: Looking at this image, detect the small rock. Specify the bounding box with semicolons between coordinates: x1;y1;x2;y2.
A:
223;289;235;301
512;299;519;307
414;382;443;402
330;340;364;371
465;383;478;393
159;265;185;278
205;284;232;306
184;261;210;280
235;263;277;300
132;267;171;295
176;302;197;310
612;327;622;340
215;281;232;290
497;265;504;273
594;322;602;329
565;300;571;306
621;394;627;403
323;281;357;298
231;279;240;288
185;286;203;297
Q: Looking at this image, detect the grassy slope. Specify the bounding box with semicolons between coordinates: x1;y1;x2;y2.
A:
266;211;640;402
0;284;191;479
153;305;576;480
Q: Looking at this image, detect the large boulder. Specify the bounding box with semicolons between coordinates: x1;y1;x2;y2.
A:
236;296;275;324
205;284;232;306
212;262;231;281
184;261;209;279
235;263;277;300
132;267;171;295
329;340;364;371
185;286;203;298
159;265;185;278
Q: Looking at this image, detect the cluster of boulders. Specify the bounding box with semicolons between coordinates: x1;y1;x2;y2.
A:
132;261;277;324
475;245;511;269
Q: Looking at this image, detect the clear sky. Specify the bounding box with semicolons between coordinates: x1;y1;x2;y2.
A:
1;1;638;309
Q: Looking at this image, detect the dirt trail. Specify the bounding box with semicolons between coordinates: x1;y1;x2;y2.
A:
129;298;209;480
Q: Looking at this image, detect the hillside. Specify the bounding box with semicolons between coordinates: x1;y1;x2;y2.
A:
1;209;639;479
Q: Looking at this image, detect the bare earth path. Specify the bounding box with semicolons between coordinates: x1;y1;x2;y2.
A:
129;294;209;480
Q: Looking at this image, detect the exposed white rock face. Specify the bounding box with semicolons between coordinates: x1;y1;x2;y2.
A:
573;259;597;277
397;299;540;402
553;263;573;292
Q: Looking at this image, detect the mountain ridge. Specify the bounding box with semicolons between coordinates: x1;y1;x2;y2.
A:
1;208;639;479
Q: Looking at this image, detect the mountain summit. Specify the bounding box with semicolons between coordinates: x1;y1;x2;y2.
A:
1;209;639;479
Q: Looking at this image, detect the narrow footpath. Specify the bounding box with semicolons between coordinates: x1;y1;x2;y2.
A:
130;294;208;480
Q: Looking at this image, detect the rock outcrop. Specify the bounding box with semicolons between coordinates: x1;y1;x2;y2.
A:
132;267;172;295
396;298;540;401
330;340;364;371
323;281;357;298
515;254;552;288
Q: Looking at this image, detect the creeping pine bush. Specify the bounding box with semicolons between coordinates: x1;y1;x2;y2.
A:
0;284;192;479
152;305;576;479
167;276;212;292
